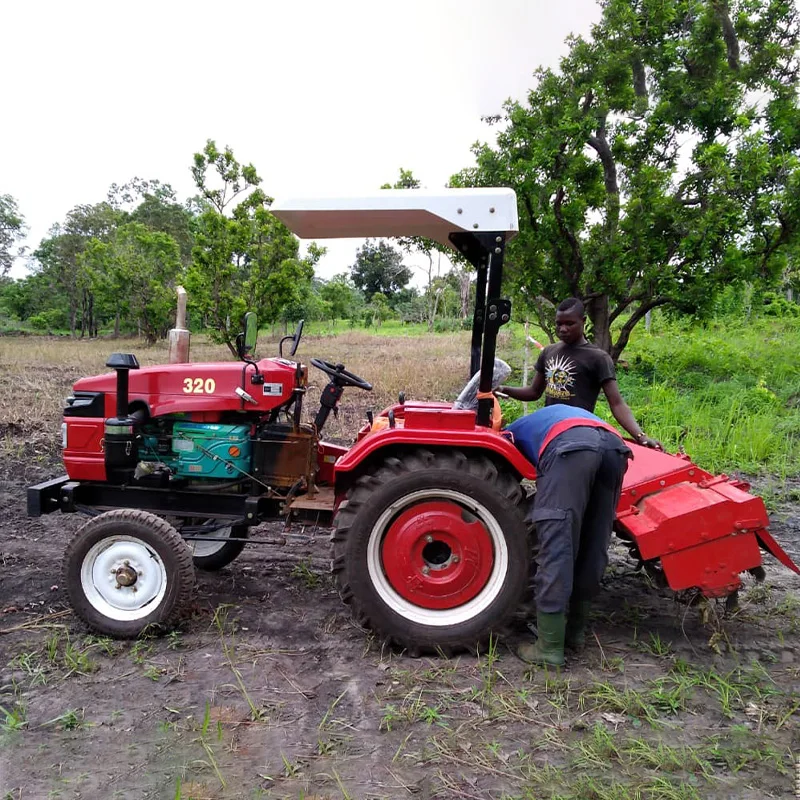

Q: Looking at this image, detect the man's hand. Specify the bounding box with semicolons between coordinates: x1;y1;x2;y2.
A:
637;434;663;450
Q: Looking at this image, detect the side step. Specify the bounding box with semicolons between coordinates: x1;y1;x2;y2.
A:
286;486;336;513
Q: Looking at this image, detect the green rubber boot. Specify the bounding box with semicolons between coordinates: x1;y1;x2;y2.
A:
517;611;566;667
565;600;591;652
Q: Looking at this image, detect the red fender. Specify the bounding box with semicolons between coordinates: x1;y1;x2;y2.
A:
334;404;536;480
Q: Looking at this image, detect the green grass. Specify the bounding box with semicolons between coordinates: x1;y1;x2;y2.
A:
499;315;800;476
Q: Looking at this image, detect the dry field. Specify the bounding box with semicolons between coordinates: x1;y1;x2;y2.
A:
1;332;799;800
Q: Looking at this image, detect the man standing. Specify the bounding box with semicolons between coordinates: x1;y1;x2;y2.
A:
505;404;632;666
500;298;661;450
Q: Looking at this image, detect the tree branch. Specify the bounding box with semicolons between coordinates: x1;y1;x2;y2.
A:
587;113;621;233
632;57;648;105
713;1;740;71
608;293;645;326
611;297;671;361
553;186;583;292
523;194;539;232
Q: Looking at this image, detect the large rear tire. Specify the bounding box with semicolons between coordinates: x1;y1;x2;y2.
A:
63;509;195;638
332;449;529;654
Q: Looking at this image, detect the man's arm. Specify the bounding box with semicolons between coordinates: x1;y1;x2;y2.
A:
602;379;662;449
499;370;545;402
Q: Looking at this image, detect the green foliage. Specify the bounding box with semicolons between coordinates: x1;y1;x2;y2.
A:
32;202;121;336
363;292;395;328
186;140;312;355
500;313;800;474
0;272;56;321
108;178;196;267
0;193;26;277
604;317;800;473
27;308;68;331
318;273;363;323
452;0;800;360
82;222;183;343
762;291;800;318
350;239;411;299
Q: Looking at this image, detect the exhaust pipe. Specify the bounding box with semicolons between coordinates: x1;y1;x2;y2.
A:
168;286;190;364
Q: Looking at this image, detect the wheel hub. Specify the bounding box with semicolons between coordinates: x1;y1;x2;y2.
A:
115;564;138;587
81;536;168;620
381;500;494;609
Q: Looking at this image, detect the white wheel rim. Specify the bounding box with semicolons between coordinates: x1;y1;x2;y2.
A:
80;535;168;621
190;526;233;558
366;488;509;627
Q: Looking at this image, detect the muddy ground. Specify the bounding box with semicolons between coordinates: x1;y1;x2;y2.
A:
1;453;799;799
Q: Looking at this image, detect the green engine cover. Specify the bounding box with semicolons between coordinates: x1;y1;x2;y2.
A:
171;422;251;479
142;422;251;479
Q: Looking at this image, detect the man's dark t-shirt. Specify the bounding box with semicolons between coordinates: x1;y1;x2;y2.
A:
534;341;616;413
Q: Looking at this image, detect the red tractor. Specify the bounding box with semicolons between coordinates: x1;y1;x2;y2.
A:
28;189;799;652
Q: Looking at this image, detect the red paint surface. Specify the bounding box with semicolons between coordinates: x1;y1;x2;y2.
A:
381;501;494;609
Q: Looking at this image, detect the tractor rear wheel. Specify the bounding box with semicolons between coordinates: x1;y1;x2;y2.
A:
63;510;195;638
332;449;529;654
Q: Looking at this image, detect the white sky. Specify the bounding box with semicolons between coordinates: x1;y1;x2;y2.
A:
2;0;601;284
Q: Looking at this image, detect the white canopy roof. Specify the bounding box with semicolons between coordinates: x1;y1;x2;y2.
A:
270;188;518;251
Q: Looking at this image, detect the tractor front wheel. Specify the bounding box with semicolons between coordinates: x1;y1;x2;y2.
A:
63;510;195;638
332;450;529;654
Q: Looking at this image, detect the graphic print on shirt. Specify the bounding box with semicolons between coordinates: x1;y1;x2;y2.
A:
544;354;577;400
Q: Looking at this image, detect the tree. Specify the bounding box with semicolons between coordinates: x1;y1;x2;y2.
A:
452;0;800;360
108;178;196;267
186;140;310;355
350;240;411;300
364;292;393;328
318;273;362;323
33;203;120;336
81;223;183;342
0;194;27;278
0;272;54;322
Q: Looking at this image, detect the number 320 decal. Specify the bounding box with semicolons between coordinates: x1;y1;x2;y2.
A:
183;377;216;394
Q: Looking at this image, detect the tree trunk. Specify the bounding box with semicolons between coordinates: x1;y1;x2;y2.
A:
585;294;612;353
87;293;95;338
114;308;120;338
459;272;470;319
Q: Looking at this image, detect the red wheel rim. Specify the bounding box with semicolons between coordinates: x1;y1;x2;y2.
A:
381;500;494;609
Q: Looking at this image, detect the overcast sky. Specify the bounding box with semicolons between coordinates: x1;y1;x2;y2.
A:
2;0;601;283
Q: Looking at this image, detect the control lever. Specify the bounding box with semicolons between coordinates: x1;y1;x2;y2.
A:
314;381;345;433
235;386;258;405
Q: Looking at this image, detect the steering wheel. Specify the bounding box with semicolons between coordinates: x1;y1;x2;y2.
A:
310;358;373;391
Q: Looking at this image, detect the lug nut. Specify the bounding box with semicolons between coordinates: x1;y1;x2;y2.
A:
422;566;430;575
425;535;433;543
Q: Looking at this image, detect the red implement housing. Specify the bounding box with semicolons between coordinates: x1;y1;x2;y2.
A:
615;443;799;597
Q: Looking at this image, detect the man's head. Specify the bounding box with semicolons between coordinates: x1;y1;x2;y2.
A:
555;298;586;345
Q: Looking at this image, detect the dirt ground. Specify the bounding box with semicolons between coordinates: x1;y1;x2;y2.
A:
2;462;800;798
